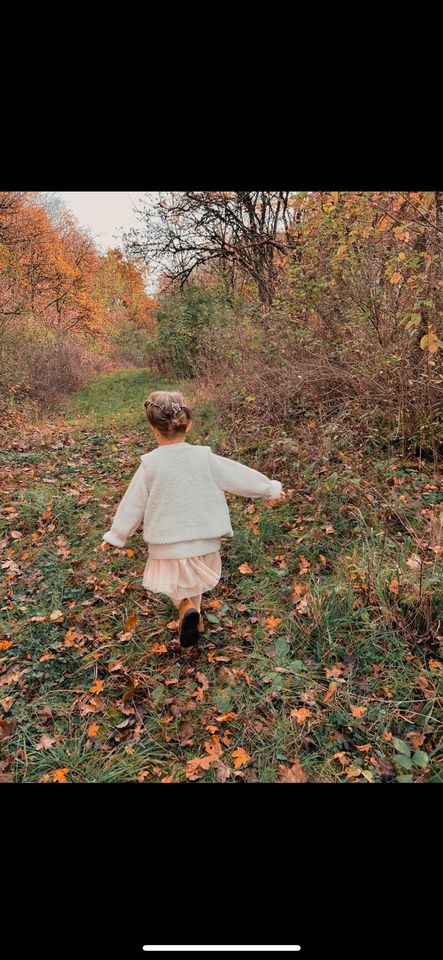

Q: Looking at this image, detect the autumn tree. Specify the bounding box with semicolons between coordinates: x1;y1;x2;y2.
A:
124;191;297;307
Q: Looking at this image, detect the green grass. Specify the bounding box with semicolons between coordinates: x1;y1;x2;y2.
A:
1;367;442;783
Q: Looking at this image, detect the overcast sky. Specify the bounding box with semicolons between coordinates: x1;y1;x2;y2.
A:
56;192;150;251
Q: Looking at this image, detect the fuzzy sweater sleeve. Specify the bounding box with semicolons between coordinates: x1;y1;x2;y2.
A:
209;452;282;500
102;462;150;548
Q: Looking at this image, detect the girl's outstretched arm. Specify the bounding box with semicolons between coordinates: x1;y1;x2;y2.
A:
209;452;282;500
102;463;150;548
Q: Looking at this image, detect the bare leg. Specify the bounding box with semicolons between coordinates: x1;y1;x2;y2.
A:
189;593;202;612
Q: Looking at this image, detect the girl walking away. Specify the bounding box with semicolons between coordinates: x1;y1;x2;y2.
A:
102;390;284;649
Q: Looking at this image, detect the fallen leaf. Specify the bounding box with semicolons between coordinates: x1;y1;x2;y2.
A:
52;767;69;783
124;614;137;631
161;776;173;782
278;759;307;783
35;733;56;750
346;765;363;779
151;643;168;654
49;610;64;621
265;616;282;631
0;640;13;651
333;751;351;767
407;554;422;570
87;723;100;738
350;705;367;719
389;578;399;595
231;747;250;769
290;707;312;724
323;681;337;703
238;562;253;574
0;718;17;739
90;680;104;695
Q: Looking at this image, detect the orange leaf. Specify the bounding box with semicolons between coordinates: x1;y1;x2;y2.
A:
390;271;402;285
231;747;251;769
350;705;367;718
161;776;173;782
389;577;399;595
0;640;13;651
356;743;371;752
265;616;282;631
207;599;222;609
238;562;253;574
124;613;137;631
87;723;99;738
52;767;69;783
290;707;312;724
151;643;168;654
90;679;104;694
323;681;337;703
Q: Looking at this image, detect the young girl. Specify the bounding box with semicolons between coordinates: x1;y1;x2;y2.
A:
102;390;284;648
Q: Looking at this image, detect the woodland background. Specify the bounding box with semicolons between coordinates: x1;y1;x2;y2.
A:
0;191;442;783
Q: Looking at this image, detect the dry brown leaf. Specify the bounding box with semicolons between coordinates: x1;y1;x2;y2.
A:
278;759;307;783
238;562;253;574
35;734;56;750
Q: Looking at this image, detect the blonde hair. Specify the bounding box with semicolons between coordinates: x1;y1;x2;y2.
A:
144;390;191;436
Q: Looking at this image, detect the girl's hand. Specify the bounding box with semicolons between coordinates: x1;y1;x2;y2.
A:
266;489;287;506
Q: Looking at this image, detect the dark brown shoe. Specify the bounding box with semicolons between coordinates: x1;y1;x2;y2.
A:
178;599;200;648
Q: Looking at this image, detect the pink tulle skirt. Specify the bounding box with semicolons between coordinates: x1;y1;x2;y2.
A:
143;550;222;601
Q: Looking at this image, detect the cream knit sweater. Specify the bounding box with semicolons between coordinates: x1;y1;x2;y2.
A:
102;441;282;559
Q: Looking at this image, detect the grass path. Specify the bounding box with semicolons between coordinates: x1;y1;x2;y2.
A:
1;368;442;782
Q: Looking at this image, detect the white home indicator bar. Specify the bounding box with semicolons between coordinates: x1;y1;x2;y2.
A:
142;948;301;953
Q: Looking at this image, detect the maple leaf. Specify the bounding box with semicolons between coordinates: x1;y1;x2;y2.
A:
350;705;367;718
35;734;56;750
90;679;104;694
231;747;250;769
290;707;312;724
151;643;168;654
333;751;351;767
238;562;253;574
265;616;282;631
52;767;69;783
87;723;99;738
278;759;307;783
